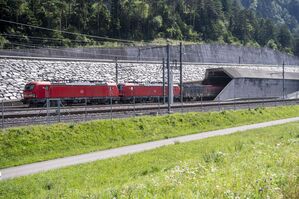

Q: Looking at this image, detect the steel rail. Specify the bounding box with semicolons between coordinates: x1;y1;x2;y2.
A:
1;99;298;125
4;101;298;128
2;100;298;129
2;98;299;118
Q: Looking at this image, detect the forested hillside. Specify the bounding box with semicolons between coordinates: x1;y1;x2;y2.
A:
239;0;299;32
0;0;299;56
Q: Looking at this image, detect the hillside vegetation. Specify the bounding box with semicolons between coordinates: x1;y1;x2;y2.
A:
1;122;298;198
240;0;299;32
0;0;299;56
1;105;299;169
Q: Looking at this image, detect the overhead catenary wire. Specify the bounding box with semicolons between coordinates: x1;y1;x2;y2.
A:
1;19;247;63
4;42;291;67
6;41;251;67
7;42;162;61
7;42;135;59
0;19;195;61
0;19;138;44
2;19;294;65
0;19;179;50
0;33;91;44
0;18;168;61
1;33;167;52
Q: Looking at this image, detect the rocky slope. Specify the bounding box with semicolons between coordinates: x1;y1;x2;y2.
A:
1;57;299;100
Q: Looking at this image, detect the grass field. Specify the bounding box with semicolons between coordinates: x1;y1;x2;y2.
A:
1;122;298;198
1;105;299;169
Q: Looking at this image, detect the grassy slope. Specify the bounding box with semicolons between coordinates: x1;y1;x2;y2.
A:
1;106;299;169
0;122;298;198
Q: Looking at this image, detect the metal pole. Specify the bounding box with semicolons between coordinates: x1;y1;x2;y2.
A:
162;58;165;104
110;87;112;120
133;96;136;117
263;90;265;107
110;97;112;120
115;57;118;84
57;99;61;123
138;48;140;61
170;61;174;105
158;96;160;115
167;44;171;113
283;61;285;100
247;94;250;109
218;97;220;112
180;42;183;104
181;97;183;113
1;100;4;129
201;95;203;112
233;80;236;110
85;98;87;121
46;98;50;124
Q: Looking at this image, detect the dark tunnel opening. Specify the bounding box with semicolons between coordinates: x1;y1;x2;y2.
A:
202;70;232;87
201;70;233;99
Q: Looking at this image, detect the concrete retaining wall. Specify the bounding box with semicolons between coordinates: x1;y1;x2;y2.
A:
217;78;299;100
1;57;299;100
1;44;299;65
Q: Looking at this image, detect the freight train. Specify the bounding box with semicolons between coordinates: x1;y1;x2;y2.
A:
22;81;223;106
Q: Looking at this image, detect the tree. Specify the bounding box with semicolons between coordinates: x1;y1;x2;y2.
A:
294;38;299;57
277;25;293;49
89;1;110;36
255;19;275;46
0;0;297;54
110;0;121;37
266;39;278;50
221;0;232;14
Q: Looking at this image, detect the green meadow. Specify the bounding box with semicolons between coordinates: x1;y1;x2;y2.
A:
1;105;299;168
1;122;298;198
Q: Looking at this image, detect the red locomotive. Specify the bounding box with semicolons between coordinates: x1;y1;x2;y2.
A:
118;83;180;102
23;81;119;105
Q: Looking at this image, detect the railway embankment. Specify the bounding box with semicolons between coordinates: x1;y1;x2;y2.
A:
1;105;299;169
1;57;299;100
1;119;298;198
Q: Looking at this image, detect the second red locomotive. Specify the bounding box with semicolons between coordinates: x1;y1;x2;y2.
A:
118;83;180;102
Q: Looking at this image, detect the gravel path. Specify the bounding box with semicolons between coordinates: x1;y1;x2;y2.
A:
1;117;299;180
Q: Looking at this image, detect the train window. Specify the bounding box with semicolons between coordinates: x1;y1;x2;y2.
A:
25;84;35;91
118;84;123;90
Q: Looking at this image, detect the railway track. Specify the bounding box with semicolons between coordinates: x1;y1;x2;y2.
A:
1;98;299;128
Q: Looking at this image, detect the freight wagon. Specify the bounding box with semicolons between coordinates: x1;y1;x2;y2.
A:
182;83;223;101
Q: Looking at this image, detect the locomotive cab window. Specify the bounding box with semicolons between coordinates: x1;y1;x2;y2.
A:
118;84;123;90
25;84;35;91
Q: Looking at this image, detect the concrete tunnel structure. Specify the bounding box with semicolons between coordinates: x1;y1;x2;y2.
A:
202;68;299;101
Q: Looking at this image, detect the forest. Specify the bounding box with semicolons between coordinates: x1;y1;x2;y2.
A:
0;0;299;56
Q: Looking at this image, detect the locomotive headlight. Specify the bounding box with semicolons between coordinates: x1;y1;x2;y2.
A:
25;93;36;98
